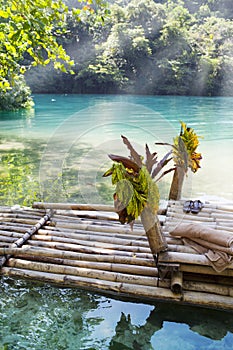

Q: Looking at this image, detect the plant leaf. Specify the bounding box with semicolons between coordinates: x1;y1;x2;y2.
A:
155;167;176;182
121;135;142;167
108;154;140;172
102;167;113;177
145;143;157;174
151;150;172;179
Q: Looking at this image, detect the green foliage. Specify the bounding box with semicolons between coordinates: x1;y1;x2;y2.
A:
103;135;173;224
0;0;109;107
0;0;73;89
20;0;233;96
0;0;233;96
160;121;202;173
0;75;34;110
105;162;160;223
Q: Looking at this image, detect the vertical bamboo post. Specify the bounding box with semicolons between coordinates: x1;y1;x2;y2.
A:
140;206;168;259
171;271;183;294
169;167;186;200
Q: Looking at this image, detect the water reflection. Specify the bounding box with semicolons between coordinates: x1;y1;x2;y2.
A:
0;137;45;206
110;303;233;350
0;278;103;350
1;278;233;350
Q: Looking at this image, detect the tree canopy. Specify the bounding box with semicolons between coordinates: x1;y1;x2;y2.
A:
25;0;233;97
0;0;108;90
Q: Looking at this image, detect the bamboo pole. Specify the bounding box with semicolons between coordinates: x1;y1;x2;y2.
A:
37;230;194;254
0;236;17;243
37;233;197;255
0;217;42;225
0;210;53;267
0;225;31;233
183;272;233;287
167;209;233;221
6;258;233;300
6;258;161;287
36;228;149;247
0;246;155;266
44;218;146;236
180;264;233;276
167;201;233;216
0;212;45;220
171;271;183;294
0;266;180;301
32;202;167;216
2;266;233;310
33;202;116;212
201;203;233;212
169;167;186;200
31;234;151;254
27;240;152;259
159;251;233;270
9;255;158;276
164;222;233;234
39;227;148;244
182;290;233;310
166;212;214;222
0;231;23;238
140;207;168;256
50;220;146;236
0;243;12;247
31;233;193;255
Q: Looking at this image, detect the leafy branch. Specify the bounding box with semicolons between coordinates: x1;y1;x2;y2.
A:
103;135;173;225
156;121;202;174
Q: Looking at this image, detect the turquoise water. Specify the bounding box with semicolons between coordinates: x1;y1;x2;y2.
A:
1;277;233;350
1;94;233;202
0;94;233;349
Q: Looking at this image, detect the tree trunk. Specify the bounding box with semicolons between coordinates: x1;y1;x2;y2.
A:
169;167;185;200
140;206;168;258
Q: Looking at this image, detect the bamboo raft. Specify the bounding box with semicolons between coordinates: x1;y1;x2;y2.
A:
1;200;233;311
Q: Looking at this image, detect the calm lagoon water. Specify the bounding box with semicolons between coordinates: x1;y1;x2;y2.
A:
0;94;233;349
1;94;232;203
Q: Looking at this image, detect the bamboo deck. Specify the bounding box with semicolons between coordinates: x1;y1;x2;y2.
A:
1;200;233;311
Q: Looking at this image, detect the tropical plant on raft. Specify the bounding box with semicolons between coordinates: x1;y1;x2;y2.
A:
103;135;173;256
157;121;202;200
103;135;174;225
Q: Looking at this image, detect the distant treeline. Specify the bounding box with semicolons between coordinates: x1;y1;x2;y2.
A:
25;0;233;96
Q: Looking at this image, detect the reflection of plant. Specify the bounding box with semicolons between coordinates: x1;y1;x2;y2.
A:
0;151;41;206
103;135;173;224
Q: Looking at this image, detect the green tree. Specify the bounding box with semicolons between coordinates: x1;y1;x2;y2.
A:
0;74;33;110
0;0;73;90
0;0;109;108
21;0;233;96
84;0;165;93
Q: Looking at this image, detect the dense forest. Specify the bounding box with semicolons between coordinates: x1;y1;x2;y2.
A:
25;0;233;97
1;0;233;110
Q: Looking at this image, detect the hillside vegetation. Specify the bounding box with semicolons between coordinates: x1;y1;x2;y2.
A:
25;0;233;96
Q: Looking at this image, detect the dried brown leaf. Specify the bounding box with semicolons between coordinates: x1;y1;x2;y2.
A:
121;135;142;167
151;150;173;179
108;154;140;172
145;143;158;174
